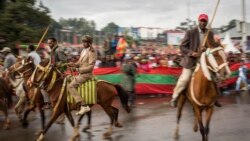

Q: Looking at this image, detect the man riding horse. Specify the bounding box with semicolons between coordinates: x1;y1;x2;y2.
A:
170;14;222;107
67;35;97;115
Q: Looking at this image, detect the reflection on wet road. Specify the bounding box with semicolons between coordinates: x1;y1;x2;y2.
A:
0;91;250;141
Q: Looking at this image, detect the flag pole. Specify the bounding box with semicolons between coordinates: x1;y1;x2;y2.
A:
202;0;221;46
36;24;50;50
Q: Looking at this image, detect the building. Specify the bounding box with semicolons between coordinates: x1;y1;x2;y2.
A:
118;27;165;40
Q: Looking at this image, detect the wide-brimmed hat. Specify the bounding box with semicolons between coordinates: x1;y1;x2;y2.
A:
0;47;11;53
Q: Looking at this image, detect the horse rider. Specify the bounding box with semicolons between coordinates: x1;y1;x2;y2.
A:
67;35;97;115
27;44;41;65
42;37;67;109
170;14;223;107
47;37;68;71
0;47;16;71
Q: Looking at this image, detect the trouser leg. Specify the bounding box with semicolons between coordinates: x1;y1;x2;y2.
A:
67;75;90;105
172;68;193;100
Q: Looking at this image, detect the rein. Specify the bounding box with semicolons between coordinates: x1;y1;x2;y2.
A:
190;47;228;107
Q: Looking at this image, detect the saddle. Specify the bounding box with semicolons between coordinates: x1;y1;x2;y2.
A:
67;77;97;104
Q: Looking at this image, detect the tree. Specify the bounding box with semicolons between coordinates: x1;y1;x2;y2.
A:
0;0;51;48
59;18;96;36
101;22;119;36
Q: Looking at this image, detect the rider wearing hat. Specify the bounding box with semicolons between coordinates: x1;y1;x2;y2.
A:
67;35;97;115
0;47;16;71
170;14;222;107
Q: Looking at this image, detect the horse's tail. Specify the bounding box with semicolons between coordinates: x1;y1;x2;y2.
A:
114;84;131;113
0;78;13;108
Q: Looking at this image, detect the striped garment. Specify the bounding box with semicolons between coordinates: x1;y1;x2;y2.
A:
67;78;97;104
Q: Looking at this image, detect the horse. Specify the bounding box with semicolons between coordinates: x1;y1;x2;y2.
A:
174;47;231;141
8;57;46;131
0;77;13;129
20;58;131;141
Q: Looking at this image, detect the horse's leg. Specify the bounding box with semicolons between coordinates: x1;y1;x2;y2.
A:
194;107;205;141
35;105;46;136
37;110;62;141
193;107;198;132
22;104;36;128
204;107;214;141
64;108;79;141
102;105;115;139
14;96;26;120
56;114;65;124
82;111;92;132
112;106;123;128
1;103;11;130
174;95;186;139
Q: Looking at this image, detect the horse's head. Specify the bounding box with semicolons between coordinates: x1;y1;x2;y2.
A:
30;58;52;87
8;56;35;79
201;47;231;81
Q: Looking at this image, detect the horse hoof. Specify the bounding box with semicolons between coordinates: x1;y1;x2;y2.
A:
35;130;43;136
115;122;123;128
3;125;10;130
103;132;111;139
174;133;179;139
193;126;198;132
22;121;29;128
37;133;44;141
82;125;91;132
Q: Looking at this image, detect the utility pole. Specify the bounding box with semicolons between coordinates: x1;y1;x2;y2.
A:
241;0;247;51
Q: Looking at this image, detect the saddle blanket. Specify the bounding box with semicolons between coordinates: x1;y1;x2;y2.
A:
67;78;97;104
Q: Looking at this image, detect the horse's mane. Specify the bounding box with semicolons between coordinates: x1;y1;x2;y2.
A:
0;77;12;108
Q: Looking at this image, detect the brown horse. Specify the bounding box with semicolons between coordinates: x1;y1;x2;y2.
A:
8;57;95;133
0;77;12;129
8;57;46;130
174;47;231;141
27;59;130;141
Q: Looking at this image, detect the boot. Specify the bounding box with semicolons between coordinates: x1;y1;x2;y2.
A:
76;105;90;116
170;98;178;108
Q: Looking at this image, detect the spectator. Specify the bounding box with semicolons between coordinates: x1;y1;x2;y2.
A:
0;47;16;70
235;60;249;91
121;57;137;107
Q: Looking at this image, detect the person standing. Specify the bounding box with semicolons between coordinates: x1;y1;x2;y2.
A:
235;60;249;91
121;57;137;107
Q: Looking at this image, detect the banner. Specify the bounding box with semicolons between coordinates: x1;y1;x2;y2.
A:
66;63;250;95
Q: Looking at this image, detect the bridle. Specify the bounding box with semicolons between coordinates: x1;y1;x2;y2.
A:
200;47;231;81
29;59;52;88
11;59;34;79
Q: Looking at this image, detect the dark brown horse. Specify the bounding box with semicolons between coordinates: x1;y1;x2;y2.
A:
0;77;12;129
26;59;130;141
174;47;231;141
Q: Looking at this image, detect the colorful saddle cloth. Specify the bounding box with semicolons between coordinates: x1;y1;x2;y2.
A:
67;78;97;104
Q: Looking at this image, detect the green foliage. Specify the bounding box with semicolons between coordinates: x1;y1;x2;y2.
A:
0;0;51;48
101;22;119;36
59;18;96;36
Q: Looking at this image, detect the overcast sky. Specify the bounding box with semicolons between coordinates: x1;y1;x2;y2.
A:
41;0;250;30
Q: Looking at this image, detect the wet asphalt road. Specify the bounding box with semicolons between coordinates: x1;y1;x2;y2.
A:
1;91;250;141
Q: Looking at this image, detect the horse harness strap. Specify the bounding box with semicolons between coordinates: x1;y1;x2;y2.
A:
53;78;67;113
190;73;214;107
46;71;57;91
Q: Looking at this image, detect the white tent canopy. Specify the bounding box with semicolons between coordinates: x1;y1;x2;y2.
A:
222;32;240;53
